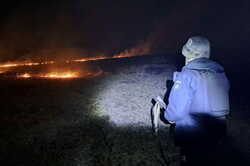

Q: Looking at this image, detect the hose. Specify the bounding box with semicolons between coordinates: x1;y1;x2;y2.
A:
151;101;171;166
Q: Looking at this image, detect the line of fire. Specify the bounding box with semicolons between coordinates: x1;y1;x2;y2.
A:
0;51;143;79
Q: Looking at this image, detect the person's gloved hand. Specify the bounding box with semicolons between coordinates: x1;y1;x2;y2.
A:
152;96;175;126
151;102;161;133
160;109;175;125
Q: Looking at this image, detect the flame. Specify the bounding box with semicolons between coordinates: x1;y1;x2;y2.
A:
0;49;147;80
15;72;80;79
0;70;6;74
0;61;55;68
83;70;103;78
0;68;11;74
72;52;139;63
0;50;144;69
0;63;19;68
17;73;32;78
39;72;79;79
14;70;104;79
72;56;110;62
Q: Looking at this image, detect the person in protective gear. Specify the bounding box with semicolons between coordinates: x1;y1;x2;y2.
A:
164;36;230;165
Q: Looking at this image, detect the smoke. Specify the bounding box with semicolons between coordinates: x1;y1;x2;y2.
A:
0;1;172;62
0;0;247;63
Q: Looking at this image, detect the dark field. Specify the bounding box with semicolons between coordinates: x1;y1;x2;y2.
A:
1;55;250;166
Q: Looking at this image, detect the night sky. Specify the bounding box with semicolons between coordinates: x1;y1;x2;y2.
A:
0;0;249;62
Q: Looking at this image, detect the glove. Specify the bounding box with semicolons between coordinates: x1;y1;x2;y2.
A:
151;102;161;134
151;96;175;131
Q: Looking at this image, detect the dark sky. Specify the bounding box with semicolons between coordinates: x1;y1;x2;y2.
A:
0;0;249;62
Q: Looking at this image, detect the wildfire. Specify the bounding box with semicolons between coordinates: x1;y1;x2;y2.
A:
0;50;145;79
0;51;143;69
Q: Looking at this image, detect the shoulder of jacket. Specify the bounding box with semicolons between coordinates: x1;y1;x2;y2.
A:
174;69;197;91
174;69;196;81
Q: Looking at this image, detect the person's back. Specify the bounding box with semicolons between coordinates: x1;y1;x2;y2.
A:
163;36;230;165
181;58;230;123
164;36;230;127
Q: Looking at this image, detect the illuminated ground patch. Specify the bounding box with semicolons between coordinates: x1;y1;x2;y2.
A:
96;63;174;127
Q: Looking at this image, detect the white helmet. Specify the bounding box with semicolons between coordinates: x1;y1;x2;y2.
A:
182;36;210;60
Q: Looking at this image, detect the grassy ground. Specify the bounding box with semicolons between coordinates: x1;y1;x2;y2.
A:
1;55;250;166
0;79;179;166
0;55;180;166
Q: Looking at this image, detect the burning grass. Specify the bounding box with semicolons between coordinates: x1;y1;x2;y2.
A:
0;59;104;80
15;70;103;80
17;73;32;78
39;72;80;79
0;61;55;68
0;51;147;70
0;52;143;80
16;72;79;79
0;68;9;74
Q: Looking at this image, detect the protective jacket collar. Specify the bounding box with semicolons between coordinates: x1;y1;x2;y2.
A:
183;58;224;73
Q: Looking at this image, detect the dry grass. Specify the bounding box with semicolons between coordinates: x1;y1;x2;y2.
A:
1;55;250;166
0;56;181;166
